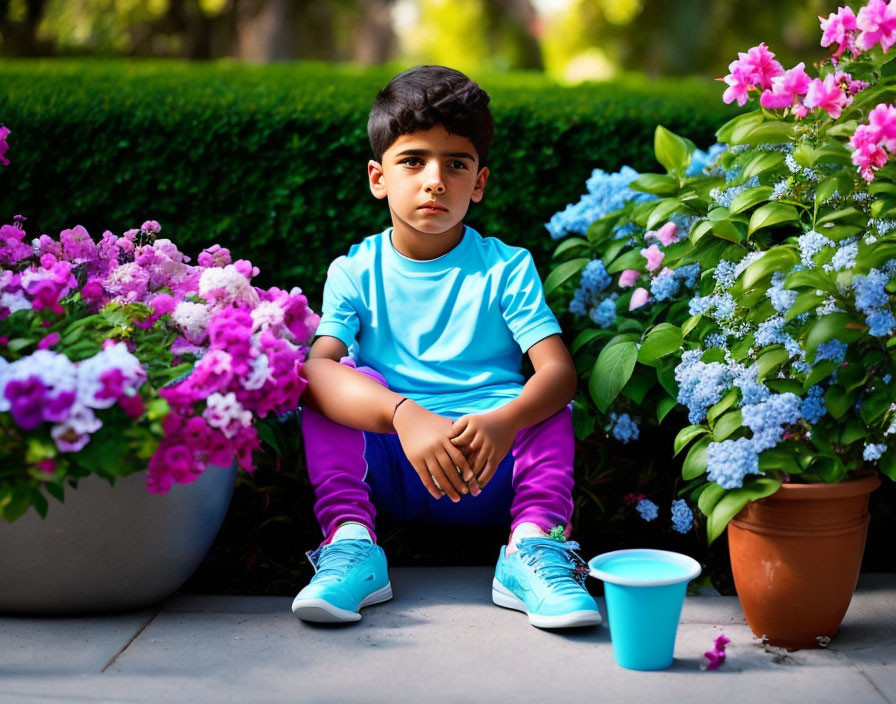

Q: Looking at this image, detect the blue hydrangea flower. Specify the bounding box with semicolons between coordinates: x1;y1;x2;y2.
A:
885;374;893;384
815;339;847;364
713;260;738;289
852;269;889;313
825;241;858;272
706;437;761;490
704;332;728;349
732;364;771;406
546;166;656;239
689;295;714;316
675;357;734;424
801;385;827;424
867;309;896;337
687;144;726;177
636;498;659;522
607;412;640;443
711;293;736;320
589;295;618;328
754;316;788;347
570;259;612;316
650;272;681;301
741;393;803;452
675;263;701;289
863;443;887;462
798;231;834;267
710;177;760;209
671;499;694;534
767;271;798;314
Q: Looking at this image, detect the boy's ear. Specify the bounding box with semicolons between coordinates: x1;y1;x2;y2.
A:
470;166;489;204
368;160;388;200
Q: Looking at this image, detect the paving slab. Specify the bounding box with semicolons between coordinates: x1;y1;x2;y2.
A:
0;569;893;704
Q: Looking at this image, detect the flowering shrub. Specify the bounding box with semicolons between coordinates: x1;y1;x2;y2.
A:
1;128;318;520
547;2;896;542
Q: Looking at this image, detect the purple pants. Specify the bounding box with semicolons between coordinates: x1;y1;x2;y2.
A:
301;364;575;543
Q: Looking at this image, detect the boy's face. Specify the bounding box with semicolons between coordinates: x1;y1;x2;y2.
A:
368;125;489;242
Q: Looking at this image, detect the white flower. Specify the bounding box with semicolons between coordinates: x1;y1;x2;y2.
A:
199;265;259;306
242;353;272;391
77;342;146;409
51;403;102;452
203;392;252;438
172;301;211;343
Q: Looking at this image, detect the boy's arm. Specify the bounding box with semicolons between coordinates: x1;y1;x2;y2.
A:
302;336;476;501
448;334;577;485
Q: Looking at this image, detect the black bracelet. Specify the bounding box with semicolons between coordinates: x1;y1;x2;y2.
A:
391;396;409;425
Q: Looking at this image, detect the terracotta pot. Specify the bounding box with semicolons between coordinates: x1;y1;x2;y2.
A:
728;473;881;650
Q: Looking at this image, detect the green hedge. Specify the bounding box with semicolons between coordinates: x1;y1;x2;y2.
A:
0;60;741;309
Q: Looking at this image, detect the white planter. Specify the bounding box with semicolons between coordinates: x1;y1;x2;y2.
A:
0;462;237;614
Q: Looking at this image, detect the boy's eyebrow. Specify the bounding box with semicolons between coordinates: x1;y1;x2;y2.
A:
394;148;476;161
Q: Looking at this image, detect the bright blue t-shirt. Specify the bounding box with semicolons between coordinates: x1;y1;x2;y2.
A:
315;225;561;416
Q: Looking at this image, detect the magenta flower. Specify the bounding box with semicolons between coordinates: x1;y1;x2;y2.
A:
4;376;49;430
0;125;9;166
198;244;232;268
760;62;811;110
853;141;889;180
37;332;60;350
868;102;896;149
140;220;161;234
618;269;640;287
60;225;98;265
857;0;896;51
804;75;852;118
722;64;755;106
640;244;665;272
0;223;34;266
820;6;860;59
703;634;731;671
629;287;650;310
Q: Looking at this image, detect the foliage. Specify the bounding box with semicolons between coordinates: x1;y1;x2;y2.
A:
0;60;741;311
548;2;896;543
0;131;317;520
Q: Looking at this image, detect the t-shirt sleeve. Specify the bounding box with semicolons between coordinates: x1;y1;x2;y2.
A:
315;258;361;349
500;249;562;353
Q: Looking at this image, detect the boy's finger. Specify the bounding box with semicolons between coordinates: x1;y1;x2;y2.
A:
444;441;475;484
477;459;497;488
415;461;444;500
446;416;468;439
448;425;475;445
429;456;464;502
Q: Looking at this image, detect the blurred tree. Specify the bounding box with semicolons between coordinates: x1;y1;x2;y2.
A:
0;0;54;56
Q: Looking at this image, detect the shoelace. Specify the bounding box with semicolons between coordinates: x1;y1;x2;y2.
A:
307;540;373;580
517;537;590;591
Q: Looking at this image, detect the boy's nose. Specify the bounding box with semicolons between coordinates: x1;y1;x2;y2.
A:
424;181;446;195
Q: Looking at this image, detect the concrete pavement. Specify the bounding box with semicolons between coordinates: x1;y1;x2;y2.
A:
0;569;894;703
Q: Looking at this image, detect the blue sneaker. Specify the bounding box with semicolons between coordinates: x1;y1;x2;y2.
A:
493;537;602;629
291;539;392;623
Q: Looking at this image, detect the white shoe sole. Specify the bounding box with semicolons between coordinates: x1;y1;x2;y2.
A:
292;582;393;623
492;579;602;629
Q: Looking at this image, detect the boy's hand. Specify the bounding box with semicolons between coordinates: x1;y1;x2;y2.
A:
392;400;476;502
447;411;516;489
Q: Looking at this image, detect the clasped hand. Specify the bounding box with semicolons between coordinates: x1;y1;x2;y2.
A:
392;402;515;503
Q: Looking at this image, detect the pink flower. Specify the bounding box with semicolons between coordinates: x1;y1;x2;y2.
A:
0;223;33;266
820;6;860;59
37;332;60;350
722;42;785;105
852;141;889;180
198;244;232;268
868;102;896;149
803;75;852;119
703;633;731;671
0;125;9;166
629;287;650;310
760;62;811;110
722;64;755;106
60;225;98;265
141;220;161;234
646;221;680;247
640;244;665;272
618;269;640;287
117;392;145;419
857;0;896;51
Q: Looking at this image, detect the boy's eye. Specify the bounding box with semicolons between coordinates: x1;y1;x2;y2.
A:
449;160;468;169
399;157;423;166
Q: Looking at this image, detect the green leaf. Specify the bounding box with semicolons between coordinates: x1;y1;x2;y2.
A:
646;197;684;230
837;362;867;392
816;207;862;225
551;237;589;259
44;482;65;503
815;455;847;482
785;290;825;321
839;417;867;446
861;389;890;424
785;267;839;296
656;361;679;398
654;125;691;173
814;177;840;205
690;219;714;245
621;367;655;405
716;110;762;143
637;323;683;365
741;152;785;180
32;490;48;519
682;435;711;480
590;341;639;413
706;388;739;424
630;173;680;196
729;185;774;215
681;313;702;337
758;447;802;475
741;247;799;289
713;409;743;441
707;477;782;544
824;384;854;420
698;482;726;517
757;347;790;379
544;258;589;295
657;395;678;424
803;359;840;388
674;424;709;456
571;329;604;355
606;250;646;274
880;450;896;481
805;312;866;356
747;202;800;236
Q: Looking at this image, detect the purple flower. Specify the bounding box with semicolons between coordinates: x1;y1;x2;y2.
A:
60;225;99;265
4;376;48;430
0;223;33;266
0;125;9;166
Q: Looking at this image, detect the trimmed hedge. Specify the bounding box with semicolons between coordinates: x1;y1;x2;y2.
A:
0;60;742;309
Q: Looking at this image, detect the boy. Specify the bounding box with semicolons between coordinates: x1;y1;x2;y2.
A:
292;65;600;629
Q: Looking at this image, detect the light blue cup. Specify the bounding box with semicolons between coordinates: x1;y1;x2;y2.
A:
589;549;702;671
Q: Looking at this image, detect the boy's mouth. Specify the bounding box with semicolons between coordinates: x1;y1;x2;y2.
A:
418;201;448;213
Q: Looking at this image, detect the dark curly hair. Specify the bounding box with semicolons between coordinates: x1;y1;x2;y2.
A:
368;65;494;168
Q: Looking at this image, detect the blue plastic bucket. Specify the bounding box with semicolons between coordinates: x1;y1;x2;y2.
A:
589;549;702;670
